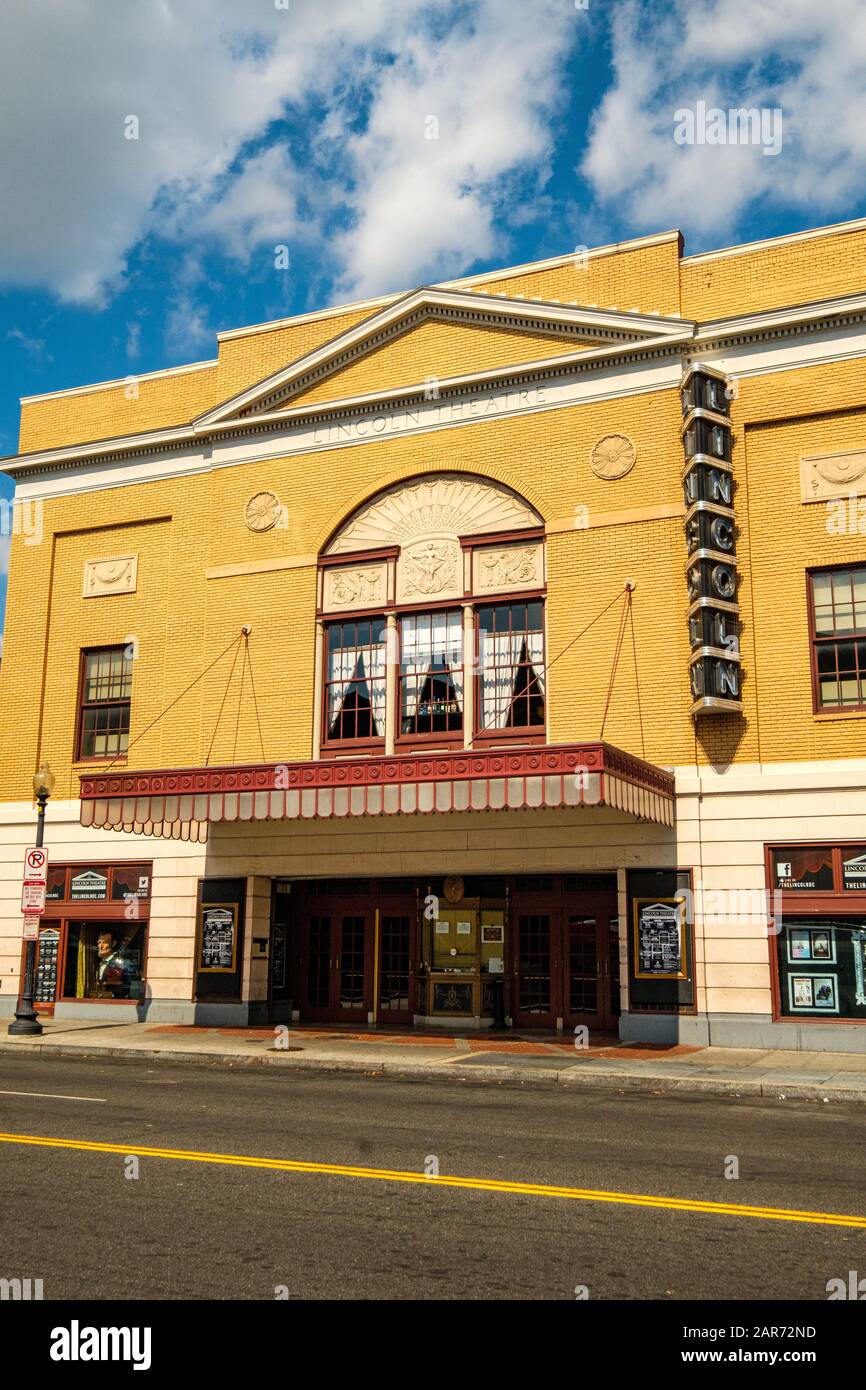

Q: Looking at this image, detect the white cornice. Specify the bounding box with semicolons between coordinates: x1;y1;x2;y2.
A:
6;290;866;481
9;355;686;504
0;330;692;477
694;292;866;342
197;286;690;427
682;214;866;265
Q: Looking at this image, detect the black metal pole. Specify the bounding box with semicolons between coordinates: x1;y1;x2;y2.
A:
9;793;47;1036
489;974;507;1031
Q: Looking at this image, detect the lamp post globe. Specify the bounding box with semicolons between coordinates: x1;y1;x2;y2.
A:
33;764;56;805
9;764;55;1035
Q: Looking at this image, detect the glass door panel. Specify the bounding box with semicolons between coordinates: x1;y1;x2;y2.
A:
514;912;556;1027
379;914;412;1020
609;918;621;1019
567;916;599;1017
339;915;366;1010
306;915;331;1011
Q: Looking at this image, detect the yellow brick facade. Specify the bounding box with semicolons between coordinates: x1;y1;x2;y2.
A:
680;223;866;321
5;215;866;1047
5;217;866;800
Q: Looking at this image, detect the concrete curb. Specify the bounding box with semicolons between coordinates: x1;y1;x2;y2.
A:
2;1038;865;1102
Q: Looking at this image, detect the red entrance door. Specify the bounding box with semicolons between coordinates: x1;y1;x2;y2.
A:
296;884;418;1024
512;885;619;1031
300;907;373;1023
376;906;416;1025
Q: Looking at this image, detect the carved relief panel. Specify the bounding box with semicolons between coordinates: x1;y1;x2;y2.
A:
397;538;462;603
472;542;544;596
83;555;139;598
801;449;866;503
323;472;545;609
322;560;389;612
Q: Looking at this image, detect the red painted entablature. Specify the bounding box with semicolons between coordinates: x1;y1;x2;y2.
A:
78;742;675;842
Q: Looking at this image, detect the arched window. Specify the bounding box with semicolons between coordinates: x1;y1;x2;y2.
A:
316;473;546;756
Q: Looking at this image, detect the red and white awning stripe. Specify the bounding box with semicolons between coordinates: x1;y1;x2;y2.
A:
79;743;675;843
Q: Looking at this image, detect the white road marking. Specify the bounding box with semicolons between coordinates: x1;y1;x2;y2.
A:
0;1089;107;1104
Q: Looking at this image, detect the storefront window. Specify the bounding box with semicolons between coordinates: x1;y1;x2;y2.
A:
45;867;67;901
111;865;152;901
841;846;866;892
63;923;147;1001
776;920;866;1019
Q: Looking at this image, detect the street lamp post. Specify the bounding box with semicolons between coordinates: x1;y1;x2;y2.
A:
9;764;56;1037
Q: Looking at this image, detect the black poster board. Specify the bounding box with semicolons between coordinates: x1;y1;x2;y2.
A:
627;869;694;1008
195;879;246;1000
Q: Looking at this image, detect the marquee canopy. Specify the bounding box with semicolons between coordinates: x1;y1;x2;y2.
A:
79;743;676;844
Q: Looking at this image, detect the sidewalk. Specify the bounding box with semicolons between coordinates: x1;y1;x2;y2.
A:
4;1018;866;1102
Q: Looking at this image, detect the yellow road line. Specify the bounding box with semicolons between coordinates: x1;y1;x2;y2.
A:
1;1131;863;1228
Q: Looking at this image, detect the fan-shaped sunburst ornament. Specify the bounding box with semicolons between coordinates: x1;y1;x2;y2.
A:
244;491;283;533
590;434;636;481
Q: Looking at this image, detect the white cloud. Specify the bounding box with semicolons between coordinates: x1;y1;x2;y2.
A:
125;320;142;361
0;531;10;578
179;145;305;264
332;5;576;298
7;326;48;360
0;1;580;308
582;0;866;243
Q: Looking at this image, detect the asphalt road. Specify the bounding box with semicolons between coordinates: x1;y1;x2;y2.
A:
1;1053;864;1301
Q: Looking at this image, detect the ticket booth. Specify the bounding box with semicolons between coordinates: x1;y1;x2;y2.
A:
422;877;507;1024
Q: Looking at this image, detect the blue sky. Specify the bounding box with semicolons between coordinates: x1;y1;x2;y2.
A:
2;0;866;642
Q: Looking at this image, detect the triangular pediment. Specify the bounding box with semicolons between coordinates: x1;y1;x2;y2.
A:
197;287;691;427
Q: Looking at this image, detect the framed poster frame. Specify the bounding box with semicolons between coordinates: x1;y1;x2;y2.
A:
632;897;688;981
197;902;239;974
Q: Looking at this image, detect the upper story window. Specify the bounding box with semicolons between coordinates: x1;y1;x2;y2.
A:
477;601;545;733
77;647;133;760
325;618;387;744
400;610;463;739
810;566;866;711
318;472;546;755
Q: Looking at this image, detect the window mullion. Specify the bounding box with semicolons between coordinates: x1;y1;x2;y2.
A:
385;613;398;756
462;603;474;749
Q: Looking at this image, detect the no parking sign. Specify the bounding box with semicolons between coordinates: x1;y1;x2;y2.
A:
23;846;48;882
21;845;49;916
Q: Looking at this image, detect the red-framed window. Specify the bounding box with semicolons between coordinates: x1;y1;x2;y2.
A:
808;565;866;712
21;861;153;1014
321;597;547;749
476;600;545;738
76;647;133;760
399;609;463;742
766;842;866;1024
323;617;387;746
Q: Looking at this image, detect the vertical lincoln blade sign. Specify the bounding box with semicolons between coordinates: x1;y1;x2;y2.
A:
681;365;742;714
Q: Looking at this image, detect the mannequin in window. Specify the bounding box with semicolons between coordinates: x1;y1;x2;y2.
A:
95;931;134;999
